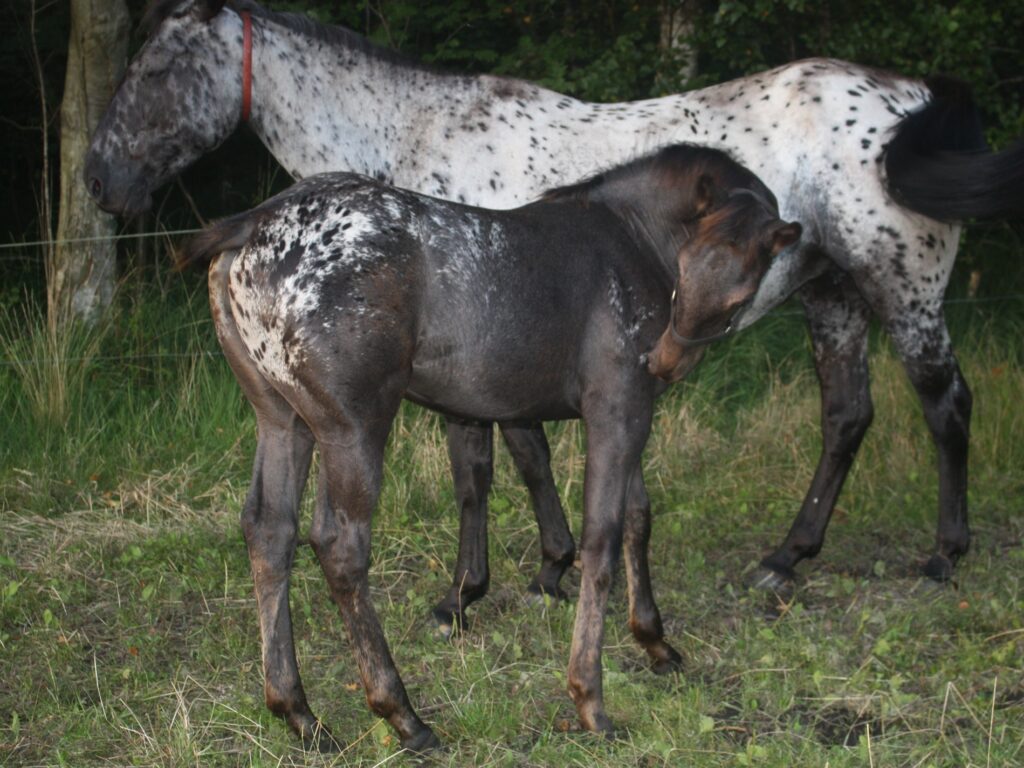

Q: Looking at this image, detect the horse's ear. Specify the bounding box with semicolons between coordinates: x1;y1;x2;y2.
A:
195;0;228;22
694;174;716;216
770;221;802;255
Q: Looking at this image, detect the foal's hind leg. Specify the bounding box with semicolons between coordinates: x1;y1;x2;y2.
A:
623;468;682;674
209;256;335;749
433;418;495;636
499;422;576;600
242;413;332;748
310;414;439;752
753;271;874;592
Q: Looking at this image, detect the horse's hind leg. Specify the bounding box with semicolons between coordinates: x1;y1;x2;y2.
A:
310;413;439;752
885;309;971;579
499;422;575;599
623;468;682;674
753;270;874;592
433;418;495;636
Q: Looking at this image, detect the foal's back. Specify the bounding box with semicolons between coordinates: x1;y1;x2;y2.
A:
192;172;665;422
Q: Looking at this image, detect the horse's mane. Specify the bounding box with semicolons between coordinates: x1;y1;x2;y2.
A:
142;0;430;73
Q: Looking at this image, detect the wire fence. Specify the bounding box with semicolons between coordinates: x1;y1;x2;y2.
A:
0;228;203;262
1;229;1021;368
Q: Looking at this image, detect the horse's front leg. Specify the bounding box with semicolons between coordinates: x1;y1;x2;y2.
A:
499;421;576;600
433;418;495;636
623;467;682;674
568;399;652;734
752;270;873;593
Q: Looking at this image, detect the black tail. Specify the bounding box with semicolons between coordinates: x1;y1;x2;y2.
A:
883;75;1024;222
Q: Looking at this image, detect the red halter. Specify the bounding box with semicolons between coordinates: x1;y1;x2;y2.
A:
241;11;252;122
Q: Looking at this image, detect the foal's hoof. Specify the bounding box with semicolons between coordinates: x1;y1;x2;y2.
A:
650;644;684;676
922;553;956;583
299;722;344;753
401;727;442;755
432;606;467;641
746;565;796;601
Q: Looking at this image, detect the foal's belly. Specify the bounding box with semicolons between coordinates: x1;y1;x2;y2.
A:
406;343;581;422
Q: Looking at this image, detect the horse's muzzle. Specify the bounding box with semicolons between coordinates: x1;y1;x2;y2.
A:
83;152;152;218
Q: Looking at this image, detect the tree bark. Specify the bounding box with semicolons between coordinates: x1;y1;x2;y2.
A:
53;0;129;323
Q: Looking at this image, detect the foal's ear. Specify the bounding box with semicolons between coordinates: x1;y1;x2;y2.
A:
769;221;803;255
195;0;228;22
694;174;716;216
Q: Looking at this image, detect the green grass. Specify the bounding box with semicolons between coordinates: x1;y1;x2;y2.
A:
1;284;1022;766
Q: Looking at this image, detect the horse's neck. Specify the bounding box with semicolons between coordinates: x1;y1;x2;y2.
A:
246;19;454;181
245;16;699;206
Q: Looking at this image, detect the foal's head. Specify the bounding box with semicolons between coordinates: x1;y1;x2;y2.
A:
640;149;802;381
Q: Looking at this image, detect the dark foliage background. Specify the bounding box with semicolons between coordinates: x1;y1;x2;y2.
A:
2;0;1022;299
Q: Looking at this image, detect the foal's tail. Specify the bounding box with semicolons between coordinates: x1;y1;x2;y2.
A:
883;76;1024;222
178;214;257;270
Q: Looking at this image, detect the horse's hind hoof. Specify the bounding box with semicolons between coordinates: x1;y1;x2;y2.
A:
746;565;796;601
922;553;956;583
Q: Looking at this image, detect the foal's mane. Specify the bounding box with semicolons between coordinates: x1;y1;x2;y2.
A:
542;144;759;206
141;0;428;73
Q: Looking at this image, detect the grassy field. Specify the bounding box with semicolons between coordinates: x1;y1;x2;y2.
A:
1;277;1022;767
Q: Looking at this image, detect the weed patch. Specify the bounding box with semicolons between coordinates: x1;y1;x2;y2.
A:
2;289;1022;766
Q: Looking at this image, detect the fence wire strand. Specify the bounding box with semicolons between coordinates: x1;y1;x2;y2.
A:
1;230;1021;367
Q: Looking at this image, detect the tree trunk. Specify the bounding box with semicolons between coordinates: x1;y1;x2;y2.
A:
53;0;129;324
658;0;698;90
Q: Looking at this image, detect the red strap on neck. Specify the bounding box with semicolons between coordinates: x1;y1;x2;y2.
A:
241;11;252;122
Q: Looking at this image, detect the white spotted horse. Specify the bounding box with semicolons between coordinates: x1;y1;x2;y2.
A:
86;0;1024;617
181;144;802;749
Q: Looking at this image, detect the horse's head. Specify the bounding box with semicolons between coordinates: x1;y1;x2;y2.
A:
646;174;801;382
85;0;244;217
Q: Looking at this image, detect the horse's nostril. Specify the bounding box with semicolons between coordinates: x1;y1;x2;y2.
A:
88;177;103;199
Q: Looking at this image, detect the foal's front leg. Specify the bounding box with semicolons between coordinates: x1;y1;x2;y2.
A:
433;418;495;636
500;422;576;600
623;468;682;674
568;400;653;733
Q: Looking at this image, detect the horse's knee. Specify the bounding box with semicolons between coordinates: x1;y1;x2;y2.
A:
823;392;873;459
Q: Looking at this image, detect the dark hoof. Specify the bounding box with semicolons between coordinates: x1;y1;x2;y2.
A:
922;553;956;582
299;722;343;753
746;565;796;601
401;727;442;755
432;605;468;640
